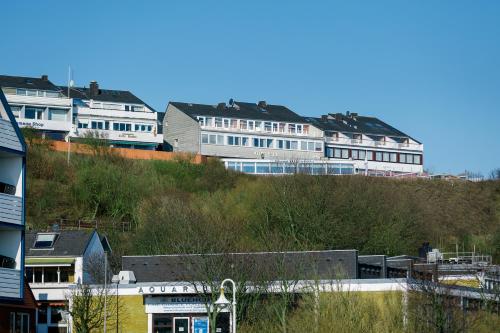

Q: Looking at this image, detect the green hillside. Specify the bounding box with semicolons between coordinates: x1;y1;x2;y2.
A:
25;139;500;266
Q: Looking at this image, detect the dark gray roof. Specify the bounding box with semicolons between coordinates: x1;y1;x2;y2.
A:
305;114;420;143
170;101;306;123
0;74;61;91
122;250;358;283
25;230;96;257
59;86;148;105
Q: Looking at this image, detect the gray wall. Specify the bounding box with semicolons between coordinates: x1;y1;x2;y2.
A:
0;267;21;298
0;119;23;151
163;104;200;153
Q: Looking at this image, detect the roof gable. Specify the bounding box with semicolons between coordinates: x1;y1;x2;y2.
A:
25;230;96;257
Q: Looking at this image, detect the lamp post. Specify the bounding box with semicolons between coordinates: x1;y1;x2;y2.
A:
214;278;237;333
111;275;120;333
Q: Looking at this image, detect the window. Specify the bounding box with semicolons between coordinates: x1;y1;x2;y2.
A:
303;125;309;134
390;153;397;163
132;105;144;112
217;135;224;145
399;154;406;163
10;105;21;118
46;91;60;98
59;266;73;282
50;306;66;324
215;117;223;127
201;134;209;144
34;267;43;283
288;124;296;134
25;107;44;120
279;123;286;133
307;142;314;151
278;140;284;149
34;233;57;248
227;136;240;146
254;121;262;131
230;119;238;128
290;140;298;150
125;105;130;111
49;108;67;121
264;122;272;132
209;134;216;144
301;141;307;151
359;150;366;160
10;312;29;333
375;152;383;161
27;89;37;96
240;120;247;130
223;118;230;128
341;149;349;159
205;117;213;127
16;88;27;96
242;137;249;146
77;121;88;129
113;123;131;131
296;124;303;134
367;151;374;161
272;123;278;132
315;143;322;152
352;150;359;160
91;121;103;130
248;120;255;130
44;267;58;283
38;304;48;324
383;152;390;162
414;155;422;165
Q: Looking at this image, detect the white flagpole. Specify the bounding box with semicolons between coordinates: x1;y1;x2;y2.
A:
67;66;71;165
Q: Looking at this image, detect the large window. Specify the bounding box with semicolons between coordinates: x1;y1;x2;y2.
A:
113;123;131;132
34;233;57;248
25;107;44;120
413;155;422;165
49;108;67;121
91;121;104;130
10;105;22;118
10;312;30;333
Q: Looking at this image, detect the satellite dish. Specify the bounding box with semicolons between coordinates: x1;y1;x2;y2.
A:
229;98;234;106
69;80;75;87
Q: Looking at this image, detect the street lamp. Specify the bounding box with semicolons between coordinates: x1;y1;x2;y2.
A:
214;278;237;333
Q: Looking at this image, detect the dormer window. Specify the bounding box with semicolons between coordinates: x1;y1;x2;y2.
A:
33;233;58;249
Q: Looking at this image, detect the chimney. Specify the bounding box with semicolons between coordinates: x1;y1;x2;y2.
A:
89;81;99;97
41;75;48;81
321;115;328;121
258;100;267;109
217;102;226;110
335;113;343;121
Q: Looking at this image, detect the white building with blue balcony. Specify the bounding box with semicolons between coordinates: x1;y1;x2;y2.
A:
0;87;27;301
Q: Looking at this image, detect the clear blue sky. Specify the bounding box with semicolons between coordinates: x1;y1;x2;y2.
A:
1;1;499;175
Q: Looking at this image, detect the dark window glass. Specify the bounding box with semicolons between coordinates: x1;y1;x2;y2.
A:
113;123;119;131
44;267;58;283
50;306;65;324
38;305;48;323
34;267;43;283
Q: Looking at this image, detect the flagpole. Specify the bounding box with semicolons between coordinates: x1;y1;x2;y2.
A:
67;66;71;165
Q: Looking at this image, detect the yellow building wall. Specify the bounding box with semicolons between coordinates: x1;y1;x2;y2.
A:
96;295;148;333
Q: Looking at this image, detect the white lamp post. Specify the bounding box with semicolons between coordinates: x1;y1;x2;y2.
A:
214;278;237;333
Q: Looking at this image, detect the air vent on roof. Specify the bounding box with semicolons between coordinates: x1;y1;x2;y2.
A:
258;100;267;109
25;79;33;85
41;75;48;81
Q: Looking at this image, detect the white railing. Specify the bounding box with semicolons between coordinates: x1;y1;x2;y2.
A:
76;107;157;120
6;94;72;107
325;136;422;151
199;125;319;138
73;128;163;143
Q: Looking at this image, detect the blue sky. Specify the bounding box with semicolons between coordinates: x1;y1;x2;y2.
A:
1;1;499;175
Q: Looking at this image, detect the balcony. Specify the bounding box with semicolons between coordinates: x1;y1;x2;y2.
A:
73;128;163;144
75;106;157;120
6;93;72;108
325;135;423;151
199;125;319;138
0;192;22;226
0;267;21;298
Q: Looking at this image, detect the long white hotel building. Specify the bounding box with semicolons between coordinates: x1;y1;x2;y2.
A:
163;100;424;176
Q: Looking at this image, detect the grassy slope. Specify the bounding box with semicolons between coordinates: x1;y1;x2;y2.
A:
26;141;500;264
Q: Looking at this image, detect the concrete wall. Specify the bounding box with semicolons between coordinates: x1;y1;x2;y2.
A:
163;104;200;153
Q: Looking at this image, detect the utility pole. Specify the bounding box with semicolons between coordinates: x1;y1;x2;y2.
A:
103;252;108;332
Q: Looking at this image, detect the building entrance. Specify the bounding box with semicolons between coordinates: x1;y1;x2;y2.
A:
173;317;189;333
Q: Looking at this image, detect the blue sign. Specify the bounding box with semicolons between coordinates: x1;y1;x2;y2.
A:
193;317;209;333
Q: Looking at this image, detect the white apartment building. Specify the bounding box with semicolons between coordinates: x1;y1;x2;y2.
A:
63;80;163;150
164;100;327;160
305;112;424;175
0;75;73;140
25;229;110;333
